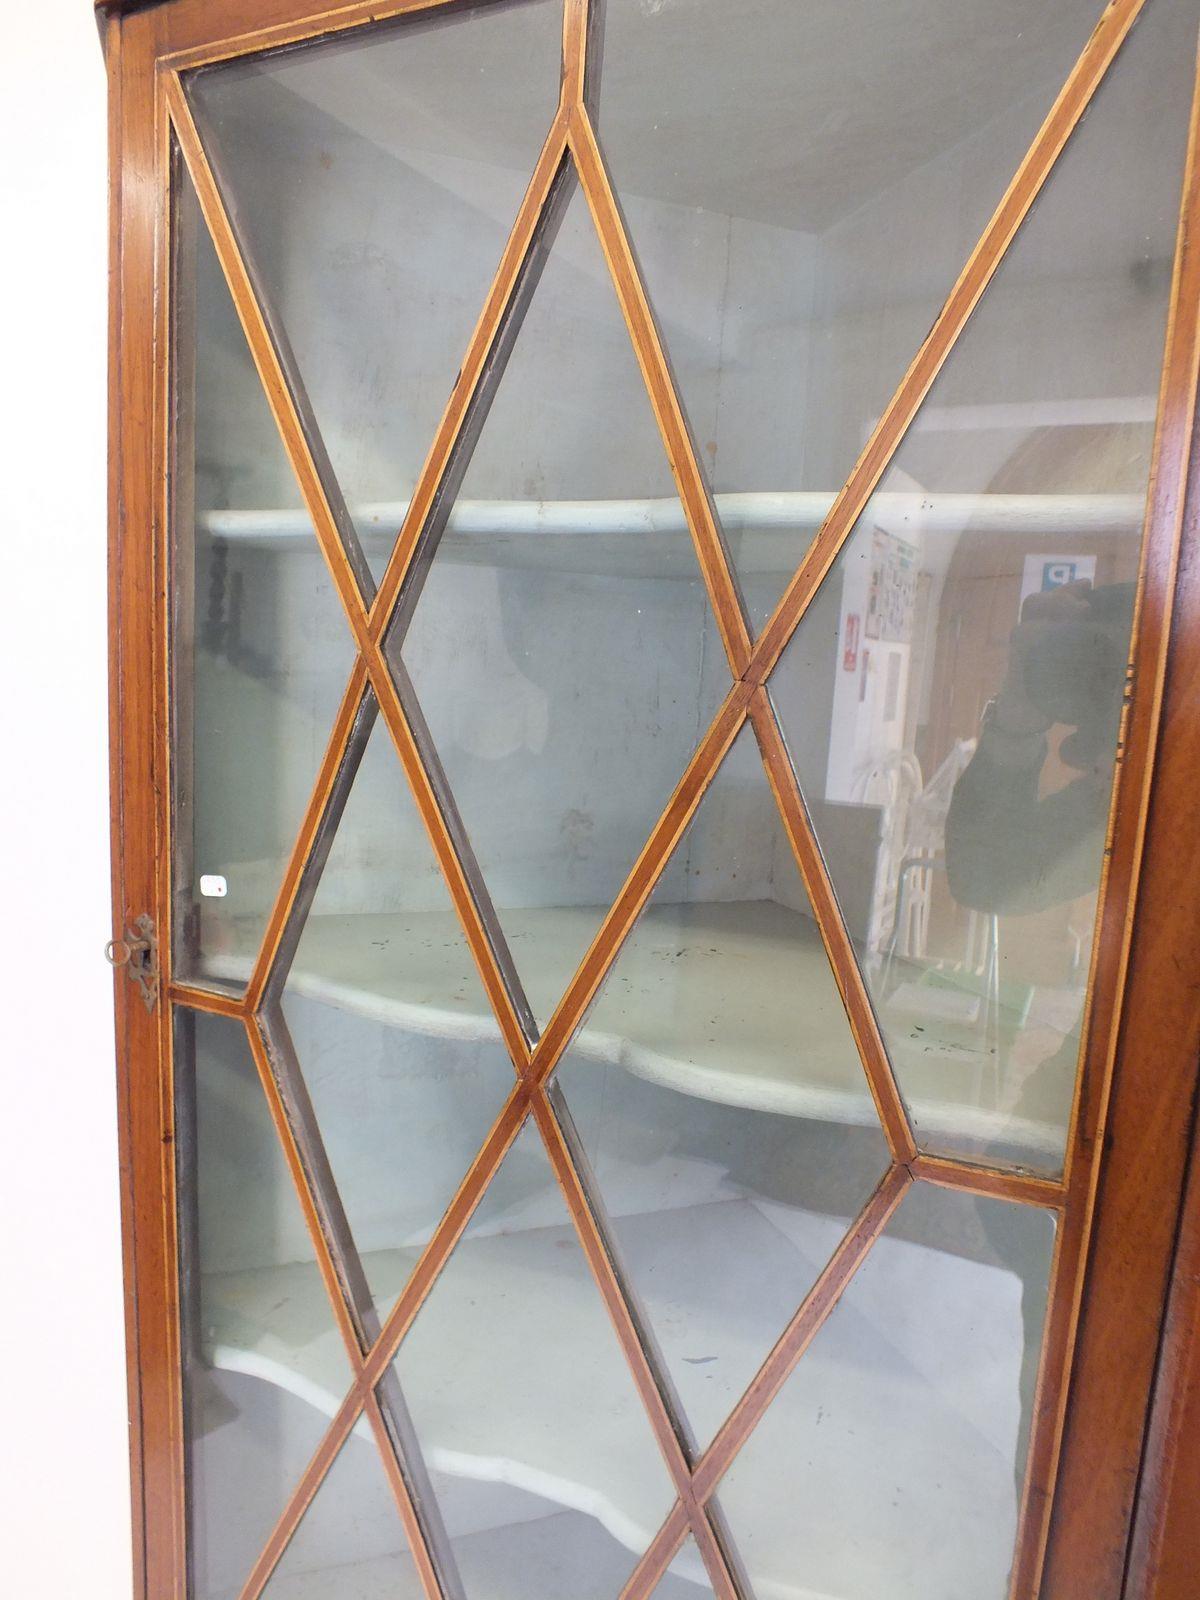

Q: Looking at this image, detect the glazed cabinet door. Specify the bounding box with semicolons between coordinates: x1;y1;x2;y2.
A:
102;1;1200;1598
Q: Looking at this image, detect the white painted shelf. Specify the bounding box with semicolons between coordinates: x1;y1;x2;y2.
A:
199;491;1146;579
202;900;1067;1160
205;1196;1030;1600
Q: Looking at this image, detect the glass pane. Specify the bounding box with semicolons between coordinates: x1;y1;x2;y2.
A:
395;181;728;1029
278;710;518;1325
717;1182;1057;1600
769;0;1194;1176
653;1536;718;1598
556;725;889;1447
171;166;357;994
446;1509;699;1600
178;1008;354;1600
260;1432;424;1600
389;1119;679;1598
185;0;565;589
595;0;1115;627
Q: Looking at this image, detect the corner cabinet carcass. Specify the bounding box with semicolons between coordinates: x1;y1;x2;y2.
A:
98;1;1200;1597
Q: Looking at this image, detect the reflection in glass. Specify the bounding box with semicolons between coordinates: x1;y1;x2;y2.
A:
178;1008;354;1600
171;168;356;992
396;183;727;1028
556;726;890;1447
769;0;1194;1176
717;1183;1057;1600
595;0;1110;624
277;712;518;1325
185;0;565;588
390;1120;679;1598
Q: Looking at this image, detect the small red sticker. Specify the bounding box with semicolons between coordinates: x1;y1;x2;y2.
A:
843;613;860;672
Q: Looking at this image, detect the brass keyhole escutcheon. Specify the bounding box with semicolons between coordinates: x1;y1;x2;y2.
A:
105;914;159;1012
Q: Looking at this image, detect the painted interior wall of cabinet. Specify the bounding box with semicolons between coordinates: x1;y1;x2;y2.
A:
178;0;1191;1255
186;92;822;928
188;16;1173;934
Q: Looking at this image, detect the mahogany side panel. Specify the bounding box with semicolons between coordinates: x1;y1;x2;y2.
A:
1125;1099;1200;1600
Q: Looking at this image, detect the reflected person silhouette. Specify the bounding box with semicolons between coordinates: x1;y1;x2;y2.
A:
946;577;1134;920
943;574;1134;1499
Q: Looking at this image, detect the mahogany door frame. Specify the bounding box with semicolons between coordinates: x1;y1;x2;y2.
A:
97;0;1200;1596
1125;1103;1200;1600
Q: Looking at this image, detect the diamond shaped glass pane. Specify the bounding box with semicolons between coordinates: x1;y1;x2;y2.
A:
395;180;729;1028
652;1536;718;1598
177;1008;354;1600
717;1182;1057;1600
555;724;890;1448
594;0;1113;627
259;1428;425;1600
277;707;518;1326
388;1119;679;1597
185;0;565;590
171;168;357;994
768;0;1194;1179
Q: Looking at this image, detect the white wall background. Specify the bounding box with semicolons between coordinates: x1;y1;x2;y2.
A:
0;3;132;1597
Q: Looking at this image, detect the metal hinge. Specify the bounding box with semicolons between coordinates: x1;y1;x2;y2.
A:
105;914;160;1012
